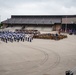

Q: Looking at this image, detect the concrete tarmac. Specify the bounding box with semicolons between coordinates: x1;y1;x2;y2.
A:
0;34;76;75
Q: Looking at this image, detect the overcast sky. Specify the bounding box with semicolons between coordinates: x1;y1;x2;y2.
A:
0;0;76;21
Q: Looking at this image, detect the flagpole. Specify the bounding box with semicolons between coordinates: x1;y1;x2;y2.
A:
65;15;67;32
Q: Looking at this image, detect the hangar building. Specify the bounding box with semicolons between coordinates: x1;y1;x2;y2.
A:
1;15;76;32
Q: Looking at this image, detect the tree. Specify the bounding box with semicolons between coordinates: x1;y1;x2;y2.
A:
0;23;3;28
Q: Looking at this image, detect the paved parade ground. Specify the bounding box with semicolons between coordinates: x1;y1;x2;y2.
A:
0;34;76;75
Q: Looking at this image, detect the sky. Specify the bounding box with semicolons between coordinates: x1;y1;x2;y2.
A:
0;0;76;21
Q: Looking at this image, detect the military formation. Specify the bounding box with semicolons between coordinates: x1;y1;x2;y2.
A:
0;31;33;43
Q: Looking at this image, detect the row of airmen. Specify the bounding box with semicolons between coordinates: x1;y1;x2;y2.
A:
0;31;33;43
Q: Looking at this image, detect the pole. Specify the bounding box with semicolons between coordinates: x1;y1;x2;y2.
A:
65;15;67;32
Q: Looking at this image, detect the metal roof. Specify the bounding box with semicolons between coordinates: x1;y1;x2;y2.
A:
11;15;76;18
2;15;61;24
2;15;76;25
